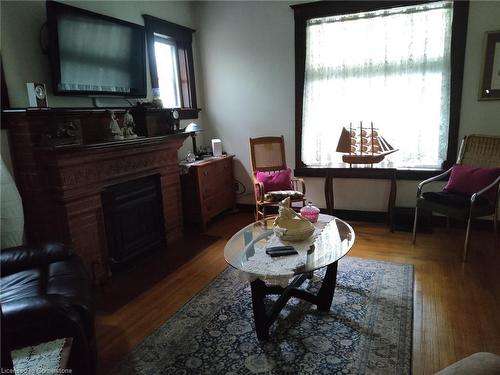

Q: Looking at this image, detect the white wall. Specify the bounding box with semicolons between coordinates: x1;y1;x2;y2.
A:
194;1;297;204
0;0;204;167
459;1;500;139
194;1;500;209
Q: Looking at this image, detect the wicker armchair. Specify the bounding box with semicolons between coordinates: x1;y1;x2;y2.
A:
412;134;500;261
249;136;306;220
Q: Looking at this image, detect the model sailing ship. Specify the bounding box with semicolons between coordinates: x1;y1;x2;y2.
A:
336;122;398;165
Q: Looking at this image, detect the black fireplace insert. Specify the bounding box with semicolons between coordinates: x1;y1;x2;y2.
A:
102;175;165;270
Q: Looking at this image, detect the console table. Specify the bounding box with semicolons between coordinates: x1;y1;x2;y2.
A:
324;168;397;231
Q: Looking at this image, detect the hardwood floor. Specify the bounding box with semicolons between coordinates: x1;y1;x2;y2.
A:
95;212;500;374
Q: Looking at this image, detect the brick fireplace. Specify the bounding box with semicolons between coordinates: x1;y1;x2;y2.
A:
3;108;189;283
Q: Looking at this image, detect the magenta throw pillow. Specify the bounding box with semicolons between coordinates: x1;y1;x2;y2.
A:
443;164;500;195
255;169;293;193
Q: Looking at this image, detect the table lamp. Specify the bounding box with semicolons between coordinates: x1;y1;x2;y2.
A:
184;122;204;158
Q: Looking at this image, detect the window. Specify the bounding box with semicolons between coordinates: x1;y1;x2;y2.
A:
143;15;198;118
292;1;469;175
154;34;181;108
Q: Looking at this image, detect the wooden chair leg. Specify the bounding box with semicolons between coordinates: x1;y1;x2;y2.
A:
412;207;419;244
494;212;498;248
256;204;263;221
463;216;472;262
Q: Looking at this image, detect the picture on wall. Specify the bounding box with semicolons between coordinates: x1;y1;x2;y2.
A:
480;31;500;100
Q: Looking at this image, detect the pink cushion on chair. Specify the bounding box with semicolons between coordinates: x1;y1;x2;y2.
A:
443;164;500;195
255;169;293;193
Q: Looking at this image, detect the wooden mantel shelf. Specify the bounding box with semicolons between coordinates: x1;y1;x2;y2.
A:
35;132;189;152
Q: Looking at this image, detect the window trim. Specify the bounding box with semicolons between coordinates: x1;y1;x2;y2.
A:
143;15;199;119
291;0;469;180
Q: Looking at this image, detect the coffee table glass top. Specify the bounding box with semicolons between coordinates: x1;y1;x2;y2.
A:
224;214;355;279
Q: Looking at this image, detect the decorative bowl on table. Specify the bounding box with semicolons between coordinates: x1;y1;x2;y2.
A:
273;197;315;242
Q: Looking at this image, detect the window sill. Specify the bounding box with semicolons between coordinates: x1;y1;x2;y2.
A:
294;167;443;181
178;108;201;120
130;107;201;120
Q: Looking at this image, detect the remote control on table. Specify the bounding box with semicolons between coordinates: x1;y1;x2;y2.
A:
266;246;298;257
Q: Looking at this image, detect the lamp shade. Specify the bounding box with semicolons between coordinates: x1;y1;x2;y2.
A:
184;122;203;133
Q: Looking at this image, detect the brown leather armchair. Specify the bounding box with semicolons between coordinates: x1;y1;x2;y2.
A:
0;243;96;374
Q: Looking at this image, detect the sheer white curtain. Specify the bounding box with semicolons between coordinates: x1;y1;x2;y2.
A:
302;1;453;169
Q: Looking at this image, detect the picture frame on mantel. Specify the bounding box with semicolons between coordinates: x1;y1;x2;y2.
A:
479;31;500;100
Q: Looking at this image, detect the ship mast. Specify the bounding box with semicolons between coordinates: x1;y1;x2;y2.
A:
359;121;363;156
371;122;374;157
350;122;353;168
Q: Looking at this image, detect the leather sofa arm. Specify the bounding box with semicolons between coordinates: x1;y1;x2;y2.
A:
2;296;96;374
1;307;14;372
1;243;74;276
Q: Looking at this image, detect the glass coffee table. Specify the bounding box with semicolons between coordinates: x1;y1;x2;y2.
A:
224;214;355;340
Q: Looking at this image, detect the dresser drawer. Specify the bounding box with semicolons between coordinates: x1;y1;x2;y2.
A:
213;158;232;175
198;167;219;199
202;191;234;218
202;195;220;218
198;159;233;199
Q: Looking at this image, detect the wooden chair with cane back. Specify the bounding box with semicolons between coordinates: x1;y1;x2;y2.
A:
412;134;500;261
249;136;306;220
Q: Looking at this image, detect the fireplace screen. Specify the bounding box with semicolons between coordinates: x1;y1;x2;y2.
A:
102;175;165;270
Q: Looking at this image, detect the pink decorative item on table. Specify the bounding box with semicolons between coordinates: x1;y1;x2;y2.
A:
300;201;320;223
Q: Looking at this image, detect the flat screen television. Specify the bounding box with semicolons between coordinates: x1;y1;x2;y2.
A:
47;1;147;97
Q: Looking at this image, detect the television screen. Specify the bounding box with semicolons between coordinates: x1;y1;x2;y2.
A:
47;2;147;97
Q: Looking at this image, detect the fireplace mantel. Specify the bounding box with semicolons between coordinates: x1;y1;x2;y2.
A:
3;109;189;282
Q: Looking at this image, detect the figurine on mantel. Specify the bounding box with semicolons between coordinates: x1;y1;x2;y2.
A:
122;110;138;138
108;110;124;141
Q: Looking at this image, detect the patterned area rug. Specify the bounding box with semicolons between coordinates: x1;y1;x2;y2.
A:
112;257;413;374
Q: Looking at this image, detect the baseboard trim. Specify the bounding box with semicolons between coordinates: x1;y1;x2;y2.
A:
236;204;495;232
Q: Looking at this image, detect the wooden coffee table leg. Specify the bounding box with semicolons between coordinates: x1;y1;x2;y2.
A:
316;261;338;312
250;262;339;339
250;278;270;340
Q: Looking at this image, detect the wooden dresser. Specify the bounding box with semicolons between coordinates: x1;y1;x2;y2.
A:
180;155;235;230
